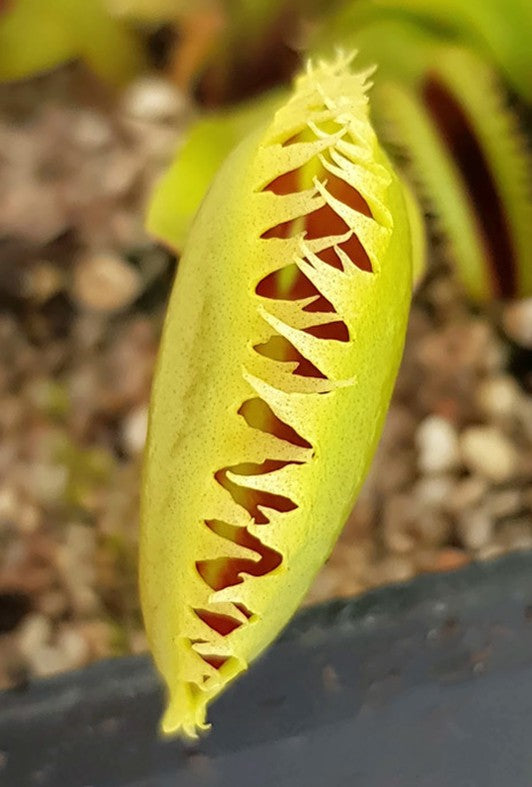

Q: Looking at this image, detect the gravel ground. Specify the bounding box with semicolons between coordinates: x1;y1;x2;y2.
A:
0;65;531;689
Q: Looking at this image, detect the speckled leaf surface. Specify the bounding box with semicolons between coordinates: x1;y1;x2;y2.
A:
140;57;413;738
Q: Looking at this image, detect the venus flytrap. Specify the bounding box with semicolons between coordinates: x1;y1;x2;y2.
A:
140;55;414;739
313;15;532;300
363;0;532;103
148;89;285;250
374;43;532;301
148;84;426;283
148;8;531;302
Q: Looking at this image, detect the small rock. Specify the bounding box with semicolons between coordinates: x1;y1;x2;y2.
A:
456;508;494;550
78;621;115;660
1;181;67;244
502;298;532;348
109;209;149;249
121;405;148;455
336;578;366;598
426;548;470;573
25;463;67;506
101;152;142;198
37;591;68;619
517;399;532;442
17;614;51;660
66;523;96;557
24;260;63;303
460;426;518;483
17;502;41;535
72;110;113;151
497;520;532;551
121;77;186;122
486;489;523;519
27;631;87;677
55;626;89;668
72;252;141;313
412;548;440;572
523;485;532;511
414;475;455;509
370;555;415;586
57;525;99;615
137;123;181;163
416;415;460;474
382;495;416;553
476;375;521;422
129;630;148;654
415;511;452;548
30;645;69;678
0;396;24;434
0;487;18;520
447;476;487;513
477;543;506;562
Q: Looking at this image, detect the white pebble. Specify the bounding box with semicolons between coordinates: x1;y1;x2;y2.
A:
416;415;460;474
56;627;89;668
486;489;522;519
38;591;68;619
101;152;142;198
17;614;52;659
382;494;417;554
27;628;89;678
72;110;113;150
25;260;63;302
503;298;532;348
30;645;70;678
460;426;518;482
456;508;494;550
72;252;141;313
415;511;452;547
121;76;186;122
476;375;520;421
414;475;454;508
0;486;18;519
373;555;415;585
3;181;68;245
122;405;148;455
130;630;148;654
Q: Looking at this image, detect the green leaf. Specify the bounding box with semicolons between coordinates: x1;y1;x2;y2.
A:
313;15;532;299
147;88;286;250
0;0;147;85
370;0;532;103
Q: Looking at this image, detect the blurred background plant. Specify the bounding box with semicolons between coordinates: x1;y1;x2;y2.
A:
0;0;531;690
